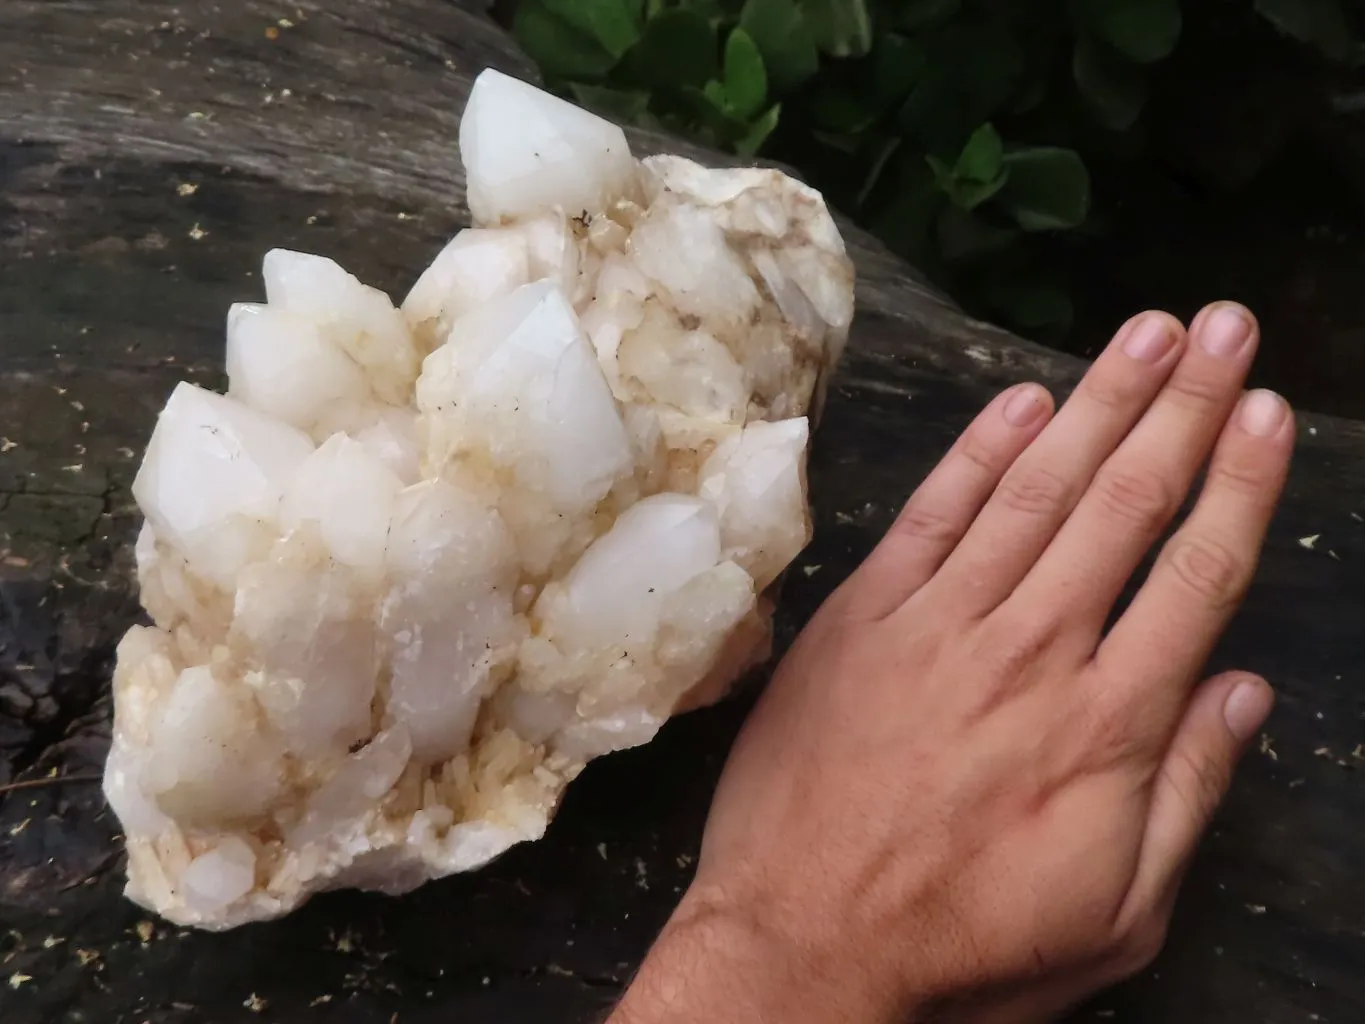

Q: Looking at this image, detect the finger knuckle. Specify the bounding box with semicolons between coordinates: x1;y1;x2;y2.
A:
995;465;1071;518
1208;452;1272;499
977;611;1061;681
1161;743;1230;825
1079;372;1136;412
955;429;1002;476
1093;465;1178;531
1079;696;1145;765
891;501;959;546
1164;534;1248;606
1165;369;1227;409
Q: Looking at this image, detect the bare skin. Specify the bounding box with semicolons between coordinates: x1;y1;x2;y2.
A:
610;303;1294;1023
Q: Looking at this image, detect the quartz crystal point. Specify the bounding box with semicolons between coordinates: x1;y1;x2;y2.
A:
106;66;855;929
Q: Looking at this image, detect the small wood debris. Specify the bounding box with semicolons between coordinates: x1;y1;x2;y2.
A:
1352;744;1364;761
309;995;333;1007
176;182;198;197
1259;734;1278;761
1246;904;1267;915
596;842;607;860
1314;746;1354;768
8;973;32;989
75;948;100;966
0;438;15;452
243;992;267;1012
41;936;64;949
8;819;29;837
1298;534;1320;550
135;921;154;944
801;563;822;577
264;25;279;40
188;223;208;241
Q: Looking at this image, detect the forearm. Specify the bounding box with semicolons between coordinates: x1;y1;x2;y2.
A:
610;891;917;1024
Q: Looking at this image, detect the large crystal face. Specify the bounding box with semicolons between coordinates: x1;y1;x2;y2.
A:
107;67;855;929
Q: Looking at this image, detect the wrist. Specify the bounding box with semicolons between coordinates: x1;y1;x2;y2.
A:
612;883;921;1024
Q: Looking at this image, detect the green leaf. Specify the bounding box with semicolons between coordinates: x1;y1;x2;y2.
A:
925;124;1008;211
926;154;954;188
724;28;768;119
936;206;1020;264
870;160;944;269
1254;0;1355;61
898;0;961;30
633;8;718;89
703;79;731;110
737;103;782;156
864;33;927;115
810;82;875;134
569;83;653;122
541;0;643;59
998;147;1090;231
514;0;620;80
739;0;820;92
979;271;1074;334
898;22;1025;156
682;82;745;136
953;170;1010;211
803;0;873;58
956;123;1004;183
812;129;863;154
1076;0;1182;64
1072;36;1147;130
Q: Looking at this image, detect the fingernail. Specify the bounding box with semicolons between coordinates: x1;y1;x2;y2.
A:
1199;304;1253;357
1003;384;1047;427
1239;389;1287;437
1223;677;1274;742
1121;314;1177;363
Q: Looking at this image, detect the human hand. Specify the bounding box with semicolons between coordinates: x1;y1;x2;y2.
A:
612;303;1293;1023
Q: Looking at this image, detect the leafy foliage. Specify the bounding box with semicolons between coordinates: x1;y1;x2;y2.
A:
513;0;1365;338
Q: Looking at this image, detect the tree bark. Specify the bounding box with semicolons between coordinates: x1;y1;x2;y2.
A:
1;3;1362;1021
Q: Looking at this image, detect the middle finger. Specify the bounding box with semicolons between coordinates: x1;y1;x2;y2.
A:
1004;302;1259;636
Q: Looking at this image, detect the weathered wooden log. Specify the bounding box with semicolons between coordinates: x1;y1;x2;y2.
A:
1;2;1362;1021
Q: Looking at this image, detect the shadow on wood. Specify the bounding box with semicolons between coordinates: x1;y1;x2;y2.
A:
1;2;1362;1022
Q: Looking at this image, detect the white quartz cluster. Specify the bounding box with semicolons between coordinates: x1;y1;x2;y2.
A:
104;68;854;928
